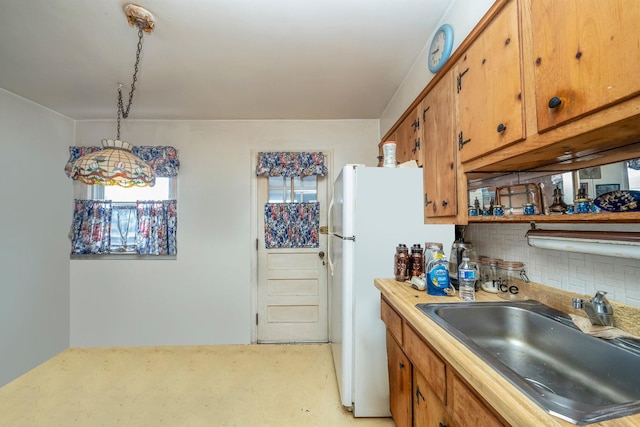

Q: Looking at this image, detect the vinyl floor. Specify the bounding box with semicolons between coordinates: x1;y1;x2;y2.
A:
0;344;396;427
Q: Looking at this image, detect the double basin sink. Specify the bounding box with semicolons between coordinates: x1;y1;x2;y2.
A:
416;300;640;425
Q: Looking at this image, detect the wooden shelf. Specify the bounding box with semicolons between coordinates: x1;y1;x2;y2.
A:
468;212;640;223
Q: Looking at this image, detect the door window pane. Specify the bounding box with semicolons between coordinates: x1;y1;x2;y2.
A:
268;176;317;202
293;176;318;202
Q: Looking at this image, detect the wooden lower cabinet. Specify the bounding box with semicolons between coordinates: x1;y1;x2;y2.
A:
386;330;412;427
451;373;504;427
382;297;506;427
414;368;452;427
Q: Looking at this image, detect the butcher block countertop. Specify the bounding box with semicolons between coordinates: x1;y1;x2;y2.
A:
375;278;640;427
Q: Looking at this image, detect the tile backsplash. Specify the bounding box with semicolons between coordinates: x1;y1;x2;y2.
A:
465;223;640;307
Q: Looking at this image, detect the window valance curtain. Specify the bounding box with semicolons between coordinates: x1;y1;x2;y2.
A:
264;202;320;248
255;152;328;177
65;146;180;178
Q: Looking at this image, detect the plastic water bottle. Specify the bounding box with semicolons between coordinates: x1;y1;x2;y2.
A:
458;257;476;302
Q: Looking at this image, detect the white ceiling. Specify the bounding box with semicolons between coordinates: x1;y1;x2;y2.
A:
0;0;452;120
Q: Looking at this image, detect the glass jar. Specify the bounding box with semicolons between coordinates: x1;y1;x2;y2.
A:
394;244;409;281
497;261;529;300
523;203;535;215
410;244;424;278
382;141;397;168
479;258;501;293
574;198;592;214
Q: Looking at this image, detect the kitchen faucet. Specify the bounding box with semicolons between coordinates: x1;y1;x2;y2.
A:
572;291;614;327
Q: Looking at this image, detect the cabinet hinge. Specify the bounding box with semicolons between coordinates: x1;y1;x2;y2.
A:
458;132;471;150
256;238;259;250
422;106;430;122
412;138;421;153
457;67;470;93
256;313;259;325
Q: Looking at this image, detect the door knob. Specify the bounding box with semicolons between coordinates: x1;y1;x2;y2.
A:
319;251;325;265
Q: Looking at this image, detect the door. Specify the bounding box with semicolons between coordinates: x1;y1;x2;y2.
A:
256;166;329;343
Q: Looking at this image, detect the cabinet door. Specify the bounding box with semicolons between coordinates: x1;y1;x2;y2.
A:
414;368;452;427
457;0;524;163
386;330;412;427
422;71;457;218
532;0;640;132
451;374;504;427
396;107;422;166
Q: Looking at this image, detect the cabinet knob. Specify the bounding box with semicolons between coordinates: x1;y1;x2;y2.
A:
548;96;562;109
439;423;448;427
497;123;507;133
399;362;405;369
441;200;448;207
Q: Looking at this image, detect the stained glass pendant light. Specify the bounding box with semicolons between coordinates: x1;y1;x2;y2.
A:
71;4;156;188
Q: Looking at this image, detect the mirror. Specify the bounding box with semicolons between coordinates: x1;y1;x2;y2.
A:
468;159;640;215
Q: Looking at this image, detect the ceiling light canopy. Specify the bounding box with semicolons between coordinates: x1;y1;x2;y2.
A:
71;4;156;188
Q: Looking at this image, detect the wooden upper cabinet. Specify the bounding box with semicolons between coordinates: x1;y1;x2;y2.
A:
395;107;422;166
422;71;457;219
532;0;640;133
457;0;525;163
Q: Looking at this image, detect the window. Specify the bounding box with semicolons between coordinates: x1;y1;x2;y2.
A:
72;177;177;255
98;178;176;253
268;176;317;203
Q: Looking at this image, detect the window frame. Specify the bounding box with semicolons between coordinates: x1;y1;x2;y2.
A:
70;177;178;259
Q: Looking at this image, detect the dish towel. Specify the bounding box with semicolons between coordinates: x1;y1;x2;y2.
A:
569;314;640;340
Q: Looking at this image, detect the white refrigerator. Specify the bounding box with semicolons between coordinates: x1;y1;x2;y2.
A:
328;164;454;417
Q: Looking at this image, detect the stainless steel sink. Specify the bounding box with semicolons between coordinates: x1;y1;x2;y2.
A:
416;300;640;425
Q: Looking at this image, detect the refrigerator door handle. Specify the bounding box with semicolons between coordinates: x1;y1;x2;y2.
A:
327;195;335;276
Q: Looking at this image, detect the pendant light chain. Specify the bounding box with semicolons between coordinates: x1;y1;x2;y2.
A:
117;27;144;140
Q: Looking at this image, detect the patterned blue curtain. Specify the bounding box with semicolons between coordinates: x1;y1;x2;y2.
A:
65;146;180;178
628;159;640;170
256;152;327;177
71;200;113;254
264;203;320;248
136;200;178;255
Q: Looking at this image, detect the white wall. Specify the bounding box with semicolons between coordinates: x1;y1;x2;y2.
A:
0;89;72;386
70;119;378;346
465;223;640;307
379;0;494;137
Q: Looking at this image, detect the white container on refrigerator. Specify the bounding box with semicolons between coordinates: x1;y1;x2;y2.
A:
328;164;454;417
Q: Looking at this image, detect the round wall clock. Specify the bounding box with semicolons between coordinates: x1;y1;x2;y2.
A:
428;24;454;73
